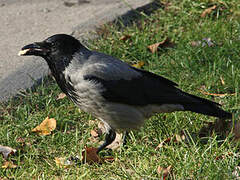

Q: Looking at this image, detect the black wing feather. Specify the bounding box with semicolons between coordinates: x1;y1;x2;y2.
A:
84;70;195;106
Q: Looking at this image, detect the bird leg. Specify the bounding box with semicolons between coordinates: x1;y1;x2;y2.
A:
123;131;130;146
97;129;116;153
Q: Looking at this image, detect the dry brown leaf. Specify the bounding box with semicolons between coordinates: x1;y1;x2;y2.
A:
156;132;186;150
201;5;217;18
148;37;174;53
119;34;131;41
191;41;201;47
157;165;172;179
155;137;172;150
132;61;145;69
220;76;225;85
56;93;66;100
0;145;16;159
88;123;105;143
55;157;73;168
32;117;56;136
90;129;99;138
82;147;101;164
175;134;185;142
200;90;236;97
1;161;17;169
16;137;25;144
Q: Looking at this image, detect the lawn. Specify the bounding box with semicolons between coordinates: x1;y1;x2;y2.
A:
1;0;240;179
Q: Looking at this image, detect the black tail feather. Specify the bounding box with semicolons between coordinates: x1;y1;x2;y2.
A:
183;103;232;119
181;92;232;119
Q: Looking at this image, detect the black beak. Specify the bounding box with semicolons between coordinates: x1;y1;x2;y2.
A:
18;42;49;57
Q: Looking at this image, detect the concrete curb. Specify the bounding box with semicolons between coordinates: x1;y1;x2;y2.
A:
0;0;162;101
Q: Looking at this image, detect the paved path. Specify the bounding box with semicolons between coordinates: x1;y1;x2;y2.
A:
0;0;154;101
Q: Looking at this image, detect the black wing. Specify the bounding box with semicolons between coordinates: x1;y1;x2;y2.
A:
84;66;198;106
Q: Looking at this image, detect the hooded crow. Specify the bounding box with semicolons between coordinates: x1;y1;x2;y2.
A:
19;34;232;153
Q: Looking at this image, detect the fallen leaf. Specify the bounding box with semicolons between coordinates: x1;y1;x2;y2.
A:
1;161;17;169
190;41;201;47
200;90;236;97
175;133;185;143
119;34;131;41
148;37;174;53
132;61;145;69
55;157;73;168
82;147;101;164
16;137;25;144
220;76;225;85
88;122;105;143
90;129;99;138
32;117;56;136
155;137;172;150
157;165;172;179
156;131;187;150
0;145;16;159
56;93;66;100
201;5;217;18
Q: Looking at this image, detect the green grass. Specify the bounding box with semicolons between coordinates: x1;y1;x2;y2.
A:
1;0;240;179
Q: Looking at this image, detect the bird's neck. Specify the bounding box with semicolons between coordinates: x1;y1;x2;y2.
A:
45;57;70;94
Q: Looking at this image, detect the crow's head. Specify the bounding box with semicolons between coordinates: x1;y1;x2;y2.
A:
18;34;82;60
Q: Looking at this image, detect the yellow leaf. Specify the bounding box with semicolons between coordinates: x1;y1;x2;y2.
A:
32;117;56;135
55;157;72;168
132;61;145;69
1;161;17;169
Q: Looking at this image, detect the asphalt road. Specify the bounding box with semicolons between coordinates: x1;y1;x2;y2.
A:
0;0;153;101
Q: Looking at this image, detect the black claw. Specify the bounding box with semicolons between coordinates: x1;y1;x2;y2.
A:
97;129;116;153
